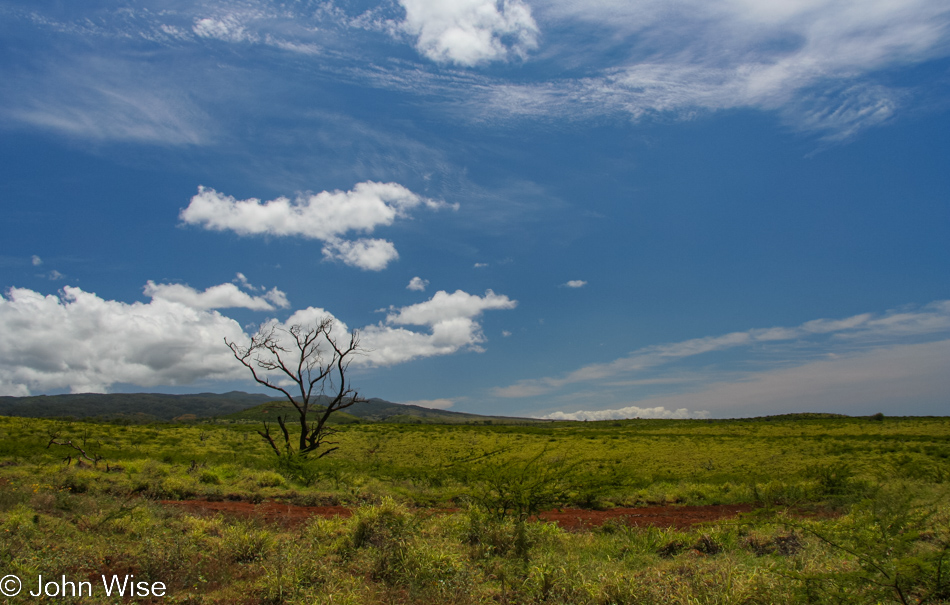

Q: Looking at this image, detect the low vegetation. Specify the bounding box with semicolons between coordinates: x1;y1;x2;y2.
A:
0;413;948;603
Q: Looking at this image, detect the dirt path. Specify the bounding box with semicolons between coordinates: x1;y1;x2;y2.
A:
161;499;755;530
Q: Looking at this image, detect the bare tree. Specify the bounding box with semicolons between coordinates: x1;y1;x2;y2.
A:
225;318;364;458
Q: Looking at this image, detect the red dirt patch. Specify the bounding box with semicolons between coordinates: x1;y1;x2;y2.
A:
162;499;753;530
537;504;755;531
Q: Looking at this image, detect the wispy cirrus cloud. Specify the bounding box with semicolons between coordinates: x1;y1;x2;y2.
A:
179;182;458;271
6;0;949;141
0;57;211;145
330;0;950;137
497;300;950;416
608;339;950;418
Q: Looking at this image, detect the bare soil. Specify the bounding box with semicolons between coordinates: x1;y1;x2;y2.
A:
161;499;755;530
537;504;754;530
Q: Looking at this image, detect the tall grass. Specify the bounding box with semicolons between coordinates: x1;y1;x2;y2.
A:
1;414;948;603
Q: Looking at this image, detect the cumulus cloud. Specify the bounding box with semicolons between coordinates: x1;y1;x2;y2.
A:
217;289;517;367
180;182;456;271
143;281;290;311
541;405;708;421
321;238;399;271
562;280;586;288
474;262;488;268
407;276;429;291
31;255;42;266
386;289;516;326
362;289;518;365
0;284;516;395
263;288;290;310
398;0;539;66
180;182;445;238
0;286;248;395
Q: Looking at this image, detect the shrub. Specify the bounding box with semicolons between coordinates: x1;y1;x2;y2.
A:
792;486;950;604
466;450;571;522
220;521;274;563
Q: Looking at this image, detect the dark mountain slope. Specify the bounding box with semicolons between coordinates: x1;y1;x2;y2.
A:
0;392;279;422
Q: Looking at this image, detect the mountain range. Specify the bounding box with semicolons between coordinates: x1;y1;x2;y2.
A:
0;392;543;425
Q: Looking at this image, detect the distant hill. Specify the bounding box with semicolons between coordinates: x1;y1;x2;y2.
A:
337;397;544;424
0;392;545;425
220;396;546;425
221;398;362;424
0;392;279;423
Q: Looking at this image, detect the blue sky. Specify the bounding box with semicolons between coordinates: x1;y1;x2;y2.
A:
1;0;948;418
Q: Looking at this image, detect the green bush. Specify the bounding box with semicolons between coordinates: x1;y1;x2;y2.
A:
220;521;274;563
792;486;950;604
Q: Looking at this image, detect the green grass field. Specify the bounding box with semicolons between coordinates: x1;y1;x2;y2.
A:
1;414;948;603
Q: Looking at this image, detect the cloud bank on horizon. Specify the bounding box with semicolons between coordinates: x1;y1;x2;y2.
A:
514;301;950;419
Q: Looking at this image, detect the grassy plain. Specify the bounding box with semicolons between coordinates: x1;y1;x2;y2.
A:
1;414;948;603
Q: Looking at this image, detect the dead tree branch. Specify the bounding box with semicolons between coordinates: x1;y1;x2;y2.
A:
225;318;365;459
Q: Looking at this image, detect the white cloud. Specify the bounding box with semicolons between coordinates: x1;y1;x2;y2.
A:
562;280;586;288
407;276;429;291
180;182;445;239
232;289;516;367
0;284;516;395
495;299;950;399
403;397;456;409
180;182;455;271
263;288;290;310
386;289;516;326
31;255;42;266
474;262;489;268
541;405;708;421
502;330;512;337
11;0;947;141
321;238;399;271
233;272;258;291
610;340;950;417
398;0;539;66
452;0;950;137
47;270;65;281
360;289;518;365
2;56;209;145
143;281;290;311
193;16;257;43
0;286;248;395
